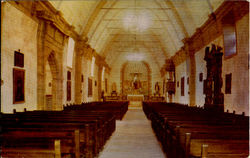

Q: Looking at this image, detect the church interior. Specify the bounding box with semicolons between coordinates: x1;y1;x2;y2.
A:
1;0;249;158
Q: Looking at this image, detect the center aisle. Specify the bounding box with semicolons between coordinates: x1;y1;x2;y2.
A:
98;108;166;158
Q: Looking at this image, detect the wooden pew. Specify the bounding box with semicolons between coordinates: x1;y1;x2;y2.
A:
1;101;127;158
1;128;80;158
2;117;109;158
1;138;61;158
143;102;249;158
1;110;115;158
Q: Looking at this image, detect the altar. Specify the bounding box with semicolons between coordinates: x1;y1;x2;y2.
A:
127;94;144;101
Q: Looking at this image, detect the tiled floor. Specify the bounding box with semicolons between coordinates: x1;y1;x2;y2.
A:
98;109;166;158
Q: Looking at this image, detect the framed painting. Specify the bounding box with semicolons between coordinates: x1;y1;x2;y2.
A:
67;81;71;101
199;73;203;82
225;73;232;94
181;77;185;96
203;79;207;94
14;51;24;68
13;68;25;104
88;78;93;97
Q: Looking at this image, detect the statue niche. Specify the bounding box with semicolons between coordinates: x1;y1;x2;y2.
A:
154;82;160;96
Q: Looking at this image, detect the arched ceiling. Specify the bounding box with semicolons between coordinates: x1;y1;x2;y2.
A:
50;0;224;69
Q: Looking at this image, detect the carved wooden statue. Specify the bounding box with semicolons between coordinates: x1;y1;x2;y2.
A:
204;44;224;112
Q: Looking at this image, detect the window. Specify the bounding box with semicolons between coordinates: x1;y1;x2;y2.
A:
102;67;105;81
67;38;75;68
181;77;185;96
222;11;236;58
225;73;232;94
91;57;95;77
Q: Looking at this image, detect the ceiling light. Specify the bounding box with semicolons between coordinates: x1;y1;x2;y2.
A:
127;53;144;61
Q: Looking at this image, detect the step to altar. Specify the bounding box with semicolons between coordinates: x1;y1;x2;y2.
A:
128;101;142;109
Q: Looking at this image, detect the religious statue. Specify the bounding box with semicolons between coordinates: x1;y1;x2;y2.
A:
133;74;140;89
112;82;117;92
155;82;160;95
111;82;117;96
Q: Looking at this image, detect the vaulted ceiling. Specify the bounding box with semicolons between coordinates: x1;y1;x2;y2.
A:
50;0;224;69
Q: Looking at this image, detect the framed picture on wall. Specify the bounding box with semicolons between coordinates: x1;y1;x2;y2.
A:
181;77;185;96
81;75;84;82
67;81;71;101
203;79;207;94
14;51;24;68
199;73;203;82
13;68;25;104
67;70;71;101
225;73;232;94
88;78;93;97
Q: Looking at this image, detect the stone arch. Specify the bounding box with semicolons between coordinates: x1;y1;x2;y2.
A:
48;52;59;79
37;21;65;111
46;51;61;110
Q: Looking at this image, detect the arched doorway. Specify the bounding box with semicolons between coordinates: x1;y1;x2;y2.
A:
46;52;61;110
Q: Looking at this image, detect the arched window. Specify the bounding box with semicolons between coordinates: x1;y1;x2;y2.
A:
102;67;105;81
222;11;236;58
91;56;95;77
67;37;75;68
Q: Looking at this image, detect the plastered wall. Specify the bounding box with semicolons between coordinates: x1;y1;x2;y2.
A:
1;3;38;113
222;14;249;115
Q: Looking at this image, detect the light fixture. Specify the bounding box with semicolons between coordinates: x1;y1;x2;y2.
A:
123;0;151;33
127;53;144;61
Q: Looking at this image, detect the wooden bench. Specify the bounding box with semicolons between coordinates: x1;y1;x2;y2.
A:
1;129;80;158
1;112;114;158
143;102;249;158
1;101;121;158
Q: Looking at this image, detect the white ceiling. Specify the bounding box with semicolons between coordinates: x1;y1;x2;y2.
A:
50;0;224;69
